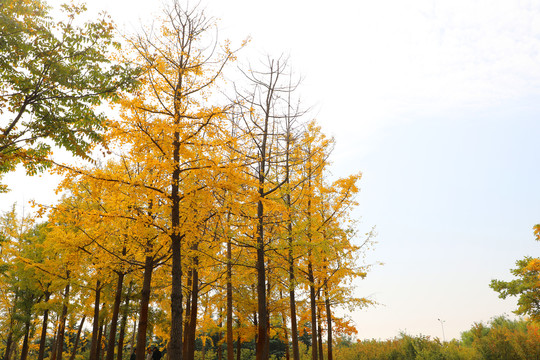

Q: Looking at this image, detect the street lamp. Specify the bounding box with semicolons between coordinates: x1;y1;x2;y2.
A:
437;318;446;342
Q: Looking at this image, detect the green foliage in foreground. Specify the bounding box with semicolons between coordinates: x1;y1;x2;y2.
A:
333;316;540;360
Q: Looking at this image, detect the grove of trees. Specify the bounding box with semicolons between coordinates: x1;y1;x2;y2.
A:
2;1;538;360
0;1;375;360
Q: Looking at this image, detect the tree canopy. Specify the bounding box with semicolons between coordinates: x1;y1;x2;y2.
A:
0;0;137;191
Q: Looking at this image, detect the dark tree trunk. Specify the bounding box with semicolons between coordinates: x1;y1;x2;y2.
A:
182;269;192;358
5;292;19;360
278;290;290;360
3;329;13;360
255;199;269;360
102;322;109;360
226;234;234;360
69;316;86;360
185;253;199;360
135;255;154;360
106;271;126;360
90;280;103;360
56;283;71;360
307;261;318;360
325;290;333;360
169;94;183;360
37;291;51;360
50;319;60;360
130;318;137;357
286;190;299;360
217;313;223;360
117;282;133;360
97;321;104;360
288;230;299;360
235;333;241;360
20;312;32;360
316;302;323;360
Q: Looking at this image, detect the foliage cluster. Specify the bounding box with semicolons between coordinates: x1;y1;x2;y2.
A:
0;1;374;360
333;316;540;360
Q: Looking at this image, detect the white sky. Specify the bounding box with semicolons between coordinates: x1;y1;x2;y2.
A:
3;0;540;341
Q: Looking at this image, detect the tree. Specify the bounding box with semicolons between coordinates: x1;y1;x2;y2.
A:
0;0;137;191
490;256;540;321
490;225;540;321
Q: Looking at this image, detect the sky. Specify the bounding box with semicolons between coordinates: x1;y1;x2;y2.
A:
3;0;540;342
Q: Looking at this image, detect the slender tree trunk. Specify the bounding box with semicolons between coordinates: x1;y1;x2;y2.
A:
281;311;290;360
130;318;137;357
186;254;199;360
20;313;32;360
136;256;154;360
37;291;51;360
255;199;269;360
4;329;13;360
102;322;109;360
107;271;126;360
97;321;104;360
5;291;19;360
217;311;223;360
226;233;234;360
117;282;133;360
182;270;192;358
169;106;183;360
288;225;300;360
90;280;103;360
307;261;318;360
69;316;86;360
316;301;323;360
235;333;241;360
324;290;333;360
56;282;71;360
50;318;60;360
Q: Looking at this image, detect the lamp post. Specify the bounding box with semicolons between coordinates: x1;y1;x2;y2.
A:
437;318;446;342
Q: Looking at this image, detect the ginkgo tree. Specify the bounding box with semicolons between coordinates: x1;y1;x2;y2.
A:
81;2;243;360
0;1;377;360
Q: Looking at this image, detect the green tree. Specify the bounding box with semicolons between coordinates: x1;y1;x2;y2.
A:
490;224;540;321
490;256;540;321
0;0;137;191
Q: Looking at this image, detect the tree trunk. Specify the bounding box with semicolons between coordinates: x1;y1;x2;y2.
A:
235;333;241;360
169;106;183;360
226;234;234;360
255;199;269;360
186;255;199;360
97;321;104;360
19;312;32;360
4;329;13;360
90;280;103;360
37;291;51;360
50;319;60;360
324;290;333;360
117;282;133;360
107;271;126;360
288;230;299;360
101;322;109;360
316;301;323;360
4;291;19;360
307;261;318;360
69;316;86;360
217;314;223;360
182;269;192;358
56;282;71;360
136;255;154;360
130;318;137;357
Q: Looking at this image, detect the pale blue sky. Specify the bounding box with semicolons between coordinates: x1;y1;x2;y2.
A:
3;0;539;341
